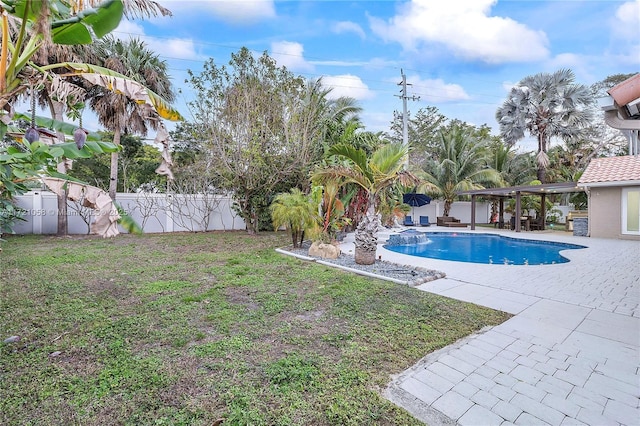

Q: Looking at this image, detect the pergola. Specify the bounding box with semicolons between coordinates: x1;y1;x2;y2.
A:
457;182;585;232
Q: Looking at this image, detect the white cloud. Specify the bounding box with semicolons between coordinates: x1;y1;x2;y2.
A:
112;19;145;40
181;0;276;25
148;38;200;61
331;21;366;39
609;0;640;64
321;75;375;101
409;76;470;103
270;41;314;72
368;0;549;64
547;53;593;81
112;20;200;61
612;0;640;39
361;111;393;133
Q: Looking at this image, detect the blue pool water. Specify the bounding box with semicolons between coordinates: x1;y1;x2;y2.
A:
383;232;586;265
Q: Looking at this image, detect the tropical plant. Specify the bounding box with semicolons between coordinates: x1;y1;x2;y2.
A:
0;135;124;236
85;36;176;199
417;124;504;217
0;0;181;236
495;69;594;183
309;182;351;243
0;0;124;236
0;0;124;122
270;188;315;248
183;48;331;234
312;142;418;265
387;106;448;167
69;132;166;192
377;184;411;227
303;79;362;167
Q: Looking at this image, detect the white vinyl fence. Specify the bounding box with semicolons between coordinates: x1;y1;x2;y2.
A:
12;191;246;235
12;191;537;236
403;200;495;225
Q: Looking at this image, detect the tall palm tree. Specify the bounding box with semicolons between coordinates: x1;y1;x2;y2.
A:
418;125;503;217
88;36;175;199
495;69;593;183
312;142;418;265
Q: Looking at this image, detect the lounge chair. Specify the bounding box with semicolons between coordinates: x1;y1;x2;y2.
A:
403;215;415;226
437;216;467;227
419;216;431;226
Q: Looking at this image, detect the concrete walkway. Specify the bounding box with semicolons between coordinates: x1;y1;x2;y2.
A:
340;228;640;425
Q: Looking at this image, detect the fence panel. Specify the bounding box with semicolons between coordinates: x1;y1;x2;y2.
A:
12;191;246;235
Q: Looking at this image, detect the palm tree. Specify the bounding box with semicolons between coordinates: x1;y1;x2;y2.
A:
270;188;315;248
312;142;418;265
418;125;503;217
495;69;593;183
87;36;175;199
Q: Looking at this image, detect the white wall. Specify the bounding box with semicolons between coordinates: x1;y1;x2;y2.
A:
405;200;494;224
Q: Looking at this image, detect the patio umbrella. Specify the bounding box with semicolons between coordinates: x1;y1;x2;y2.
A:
403;193;431;217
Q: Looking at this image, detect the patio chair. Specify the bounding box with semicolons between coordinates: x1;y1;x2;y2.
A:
419;216;430;226
403;215;415;226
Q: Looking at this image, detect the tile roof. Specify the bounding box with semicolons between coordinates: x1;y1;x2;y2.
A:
608;74;640;109
579;155;640;185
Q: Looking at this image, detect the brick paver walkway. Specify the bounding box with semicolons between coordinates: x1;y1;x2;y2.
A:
342;229;639;425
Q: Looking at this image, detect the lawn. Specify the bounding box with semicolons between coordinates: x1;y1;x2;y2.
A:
0;232;510;425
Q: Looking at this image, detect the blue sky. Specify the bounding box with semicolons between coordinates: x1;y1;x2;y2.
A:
110;0;639;152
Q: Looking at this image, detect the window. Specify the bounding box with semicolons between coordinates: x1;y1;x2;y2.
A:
622;187;640;235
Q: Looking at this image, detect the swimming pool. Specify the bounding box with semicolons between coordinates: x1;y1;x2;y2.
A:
383;231;587;265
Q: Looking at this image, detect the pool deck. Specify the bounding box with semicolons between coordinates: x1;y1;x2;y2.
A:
340;227;640;425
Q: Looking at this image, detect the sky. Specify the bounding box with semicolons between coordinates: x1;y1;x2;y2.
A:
108;0;639;152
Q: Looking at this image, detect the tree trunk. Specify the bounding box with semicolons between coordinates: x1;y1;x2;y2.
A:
51;100;68;236
354;195;379;265
109;129;122;200
443;199;452;217
537;133;547;184
537;167;546;184
56;192;68;236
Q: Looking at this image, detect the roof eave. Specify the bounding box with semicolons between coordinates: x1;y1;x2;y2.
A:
579;180;640;188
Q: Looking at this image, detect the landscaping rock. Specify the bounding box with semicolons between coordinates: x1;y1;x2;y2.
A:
308;241;340;259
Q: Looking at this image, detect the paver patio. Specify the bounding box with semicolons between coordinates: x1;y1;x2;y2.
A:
340;228;640;425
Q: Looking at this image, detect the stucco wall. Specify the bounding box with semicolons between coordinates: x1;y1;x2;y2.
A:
588;187;624;239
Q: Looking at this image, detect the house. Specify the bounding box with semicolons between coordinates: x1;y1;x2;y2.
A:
578;73;640;240
579;156;640;239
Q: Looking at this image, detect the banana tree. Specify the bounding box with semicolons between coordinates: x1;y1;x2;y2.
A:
1;0;124;122
312;142;419;265
1;0;182;236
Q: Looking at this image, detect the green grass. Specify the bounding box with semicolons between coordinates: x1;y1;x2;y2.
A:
0;232;511;425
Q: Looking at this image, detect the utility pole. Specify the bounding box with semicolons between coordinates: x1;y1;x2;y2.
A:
396;69;420;168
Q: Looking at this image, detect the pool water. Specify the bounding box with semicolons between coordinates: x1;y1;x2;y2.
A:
383;232;587;265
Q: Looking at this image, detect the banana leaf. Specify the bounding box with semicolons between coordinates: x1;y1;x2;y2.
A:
2;0;124;45
12;113;104;141
58;63;184;121
51;0;124;44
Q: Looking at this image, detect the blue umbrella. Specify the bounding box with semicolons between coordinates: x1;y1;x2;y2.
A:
403;193;431;217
